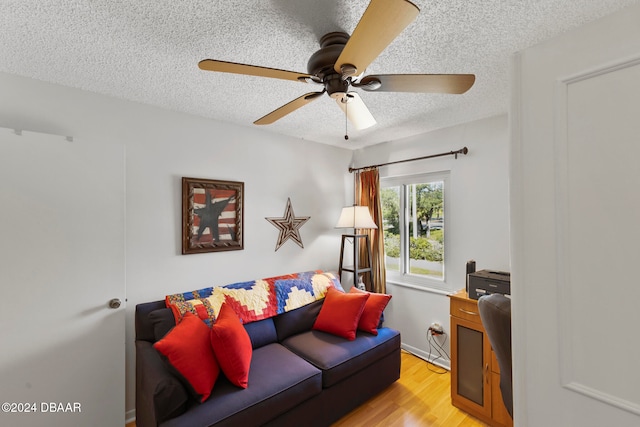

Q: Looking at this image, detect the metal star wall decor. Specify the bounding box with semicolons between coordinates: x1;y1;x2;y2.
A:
265;198;310;251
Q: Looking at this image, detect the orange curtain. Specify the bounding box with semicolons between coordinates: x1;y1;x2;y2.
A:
357;169;386;294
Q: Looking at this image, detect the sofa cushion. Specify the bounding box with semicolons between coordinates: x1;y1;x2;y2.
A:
153;313;220;402
211;303;252;389
312;287;369;340
136;340;190;424
349;287;392;335
159;343;322;427
282;328;401;388
149;308;176;341
244;317;278;349
136;300;168;342
273;299;323;342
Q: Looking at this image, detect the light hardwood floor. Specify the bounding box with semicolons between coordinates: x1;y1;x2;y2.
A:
126;351;487;427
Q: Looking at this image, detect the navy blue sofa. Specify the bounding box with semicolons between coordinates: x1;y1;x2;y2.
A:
135;297;401;427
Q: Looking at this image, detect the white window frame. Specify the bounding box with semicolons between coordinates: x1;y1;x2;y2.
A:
381;171;451;292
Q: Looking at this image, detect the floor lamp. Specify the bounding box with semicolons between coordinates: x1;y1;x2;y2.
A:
336;206;378;290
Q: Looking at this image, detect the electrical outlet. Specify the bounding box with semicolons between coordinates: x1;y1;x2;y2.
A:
429;322;444;335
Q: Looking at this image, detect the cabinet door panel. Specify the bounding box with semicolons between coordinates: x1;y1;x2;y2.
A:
457;325;484;405
451;315;492;419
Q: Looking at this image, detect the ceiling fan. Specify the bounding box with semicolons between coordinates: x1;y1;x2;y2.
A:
198;0;475;134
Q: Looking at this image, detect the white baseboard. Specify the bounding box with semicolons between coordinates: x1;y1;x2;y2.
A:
401;342;451;371
125;409;136;424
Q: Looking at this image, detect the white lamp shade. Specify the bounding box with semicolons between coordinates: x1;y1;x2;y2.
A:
335;206;378;229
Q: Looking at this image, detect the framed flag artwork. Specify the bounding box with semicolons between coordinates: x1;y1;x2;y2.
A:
182;177;244;254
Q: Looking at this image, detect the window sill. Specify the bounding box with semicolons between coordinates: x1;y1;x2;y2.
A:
385;278;453;296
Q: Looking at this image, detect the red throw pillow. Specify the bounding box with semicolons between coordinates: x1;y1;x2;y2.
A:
210;303;253;388
350;287;392;335
313;286;369;340
153;312;220;402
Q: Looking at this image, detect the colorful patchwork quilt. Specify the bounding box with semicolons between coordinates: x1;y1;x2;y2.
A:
165;270;342;326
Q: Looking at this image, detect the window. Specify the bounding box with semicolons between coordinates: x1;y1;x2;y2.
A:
381;172;449;289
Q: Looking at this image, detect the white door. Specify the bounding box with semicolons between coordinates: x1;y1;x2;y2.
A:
0;128;125;427
510;4;640;426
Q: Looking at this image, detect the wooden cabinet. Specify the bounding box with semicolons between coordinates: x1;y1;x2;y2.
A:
449;290;512;427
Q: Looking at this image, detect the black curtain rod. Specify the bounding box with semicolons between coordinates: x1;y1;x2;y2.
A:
348;147;468;173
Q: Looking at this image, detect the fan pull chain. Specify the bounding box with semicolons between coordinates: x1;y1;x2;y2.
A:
344;96;349;140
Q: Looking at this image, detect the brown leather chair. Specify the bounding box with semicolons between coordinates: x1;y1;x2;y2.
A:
478;293;513;418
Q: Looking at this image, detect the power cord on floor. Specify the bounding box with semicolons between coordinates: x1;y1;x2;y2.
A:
401;346;446;374
425;329;451;374
400;328;452;375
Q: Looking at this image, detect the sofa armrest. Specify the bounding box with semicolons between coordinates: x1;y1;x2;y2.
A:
136;340;189;427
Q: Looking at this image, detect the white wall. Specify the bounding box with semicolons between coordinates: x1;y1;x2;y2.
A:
0;71;512;419
0;72;352;420
353;115;510;365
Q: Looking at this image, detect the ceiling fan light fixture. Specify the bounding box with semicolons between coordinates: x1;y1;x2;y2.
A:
198;0;474;130
336;92;376;130
339;93;354;104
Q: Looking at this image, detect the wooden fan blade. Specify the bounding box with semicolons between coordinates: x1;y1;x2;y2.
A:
199;59;313;83
335;92;376;130
334;0;419;76
359;74;476;94
254;92;324;125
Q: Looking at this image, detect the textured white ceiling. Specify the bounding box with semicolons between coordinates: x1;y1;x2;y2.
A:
1;0;638;149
